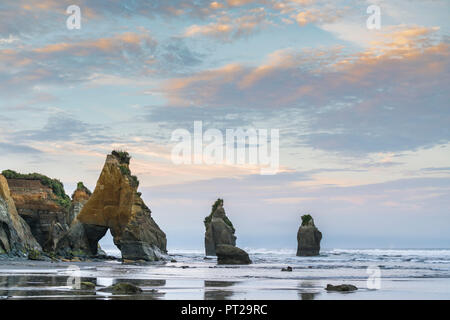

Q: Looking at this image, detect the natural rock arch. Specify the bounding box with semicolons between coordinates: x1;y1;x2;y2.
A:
73;151;167;261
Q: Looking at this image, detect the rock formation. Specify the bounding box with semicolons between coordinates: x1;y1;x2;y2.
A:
2;170;72;252
296;214;322;256
76;151;167;261
216;244;251;265
326;284;358;292
204;199;236;256
56;182;104;258
0;175;41;256
204;199;251;264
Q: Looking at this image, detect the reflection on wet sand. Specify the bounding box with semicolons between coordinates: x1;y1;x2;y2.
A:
204;280;237;300
0;274;167;300
297;281;320;300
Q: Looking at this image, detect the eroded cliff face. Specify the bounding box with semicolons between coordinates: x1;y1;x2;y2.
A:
56;183;104;257
204;199;237;256
6;178;71;252
296;215;322;256
77;152;167;261
0;175;41;255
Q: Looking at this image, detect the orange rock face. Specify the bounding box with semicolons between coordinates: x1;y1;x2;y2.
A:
77;153;167;261
6;178;71;251
77;155;136;233
0;175;41;254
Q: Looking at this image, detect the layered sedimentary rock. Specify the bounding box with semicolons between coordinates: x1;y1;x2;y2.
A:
0;175;41;255
77;151;167;261
296;214;322;256
204;199;236;256
3;172;71;252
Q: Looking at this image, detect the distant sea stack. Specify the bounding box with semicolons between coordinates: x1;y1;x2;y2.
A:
76;150;167;261
0;174;41;256
296;214;322;256
2;170;72;252
204;199;236;256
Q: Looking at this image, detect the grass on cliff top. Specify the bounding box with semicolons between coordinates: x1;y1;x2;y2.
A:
112;150;140;189
2;169;71;210
203;198;235;232
301;214;313;226
75;182;92;195
112;150;131;164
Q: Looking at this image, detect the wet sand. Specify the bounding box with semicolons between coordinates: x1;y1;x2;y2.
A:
0;258;449;300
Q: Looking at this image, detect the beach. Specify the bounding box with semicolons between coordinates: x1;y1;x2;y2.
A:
0;248;449;300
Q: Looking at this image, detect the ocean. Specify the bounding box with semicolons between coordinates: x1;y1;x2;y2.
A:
1;248;449;299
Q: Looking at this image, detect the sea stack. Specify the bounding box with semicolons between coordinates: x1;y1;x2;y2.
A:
204;199;236;256
204;199;251;264
2;170;72;252
0;175;41;256
296;214;322;256
76;150;167;261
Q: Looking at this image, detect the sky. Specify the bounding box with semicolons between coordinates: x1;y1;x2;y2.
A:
0;0;449;250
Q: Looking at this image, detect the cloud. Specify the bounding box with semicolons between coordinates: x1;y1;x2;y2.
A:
161;26;450;153
0;32;158;93
0;142;42;154
183;8;269;41
142;173;450;248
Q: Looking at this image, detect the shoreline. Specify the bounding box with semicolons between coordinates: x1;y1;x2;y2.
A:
1;248;449;300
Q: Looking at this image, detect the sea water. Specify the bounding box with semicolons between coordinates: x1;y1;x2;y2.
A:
0;248;449;299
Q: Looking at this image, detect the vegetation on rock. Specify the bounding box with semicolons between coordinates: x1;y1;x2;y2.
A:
2;169;71;210
203;198;235;232
76;182;91;195
112;150;131;164
301;214;313;226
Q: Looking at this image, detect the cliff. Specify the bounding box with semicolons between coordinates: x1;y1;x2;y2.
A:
2;170;72;252
0;175;41;256
77;151;167;261
296;214;322;256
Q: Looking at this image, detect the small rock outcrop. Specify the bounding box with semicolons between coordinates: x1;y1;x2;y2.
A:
204;199;236;256
99;282;143;294
326;284;358;292
2;170;72;252
0;175;41;256
296;214;322;256
77;151;167;261
216;244;252;265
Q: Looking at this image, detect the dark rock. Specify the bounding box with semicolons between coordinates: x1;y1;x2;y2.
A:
80;281;96;291
100;282;143;294
55;184;110;259
297;214;322;256
216;244;252;265
204;199;236;256
326;284;358;292
170;259;177;263
281;266;293;272
27;249;44;260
